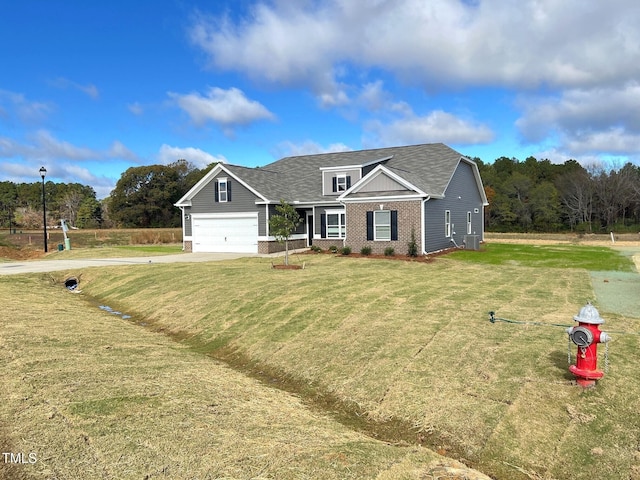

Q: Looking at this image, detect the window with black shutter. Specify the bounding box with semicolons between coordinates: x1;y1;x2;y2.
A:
216;178;230;202
367;210;398;241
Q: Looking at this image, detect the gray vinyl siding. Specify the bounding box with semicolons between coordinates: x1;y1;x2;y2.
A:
186;172;262;235
322;168;361;196
424;161;484;253
358;174;408;193
265;204;307;235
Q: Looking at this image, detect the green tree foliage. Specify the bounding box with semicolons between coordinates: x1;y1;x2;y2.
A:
109;165;182;227
107;160;215;228
76;197;103;228
475;155;640;232
0;180;99;229
0;181;18;230
268;200;302;265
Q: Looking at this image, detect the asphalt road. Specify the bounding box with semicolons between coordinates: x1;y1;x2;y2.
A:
0;252;256;275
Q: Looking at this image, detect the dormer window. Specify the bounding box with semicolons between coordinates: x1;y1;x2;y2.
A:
332;174;351;193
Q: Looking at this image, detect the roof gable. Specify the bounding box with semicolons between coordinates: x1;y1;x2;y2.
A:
174;164;270;206
338;165;425;201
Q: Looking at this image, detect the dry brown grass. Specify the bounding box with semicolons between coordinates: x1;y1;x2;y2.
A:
485;232;640;247
74;252;640;480
0;273;494;480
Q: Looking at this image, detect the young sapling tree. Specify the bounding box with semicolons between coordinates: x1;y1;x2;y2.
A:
269;200;302;266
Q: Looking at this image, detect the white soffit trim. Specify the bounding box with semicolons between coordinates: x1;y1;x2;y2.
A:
340;195;425;203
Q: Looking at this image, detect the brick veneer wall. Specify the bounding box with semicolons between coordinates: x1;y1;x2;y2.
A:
258;238;307;254
183;240;193;252
311;239;345;251
345;200;422;255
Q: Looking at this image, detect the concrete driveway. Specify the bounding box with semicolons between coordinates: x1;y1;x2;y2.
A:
0;252;256;275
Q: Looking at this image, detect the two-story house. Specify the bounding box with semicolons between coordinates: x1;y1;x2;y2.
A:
174;143;488;255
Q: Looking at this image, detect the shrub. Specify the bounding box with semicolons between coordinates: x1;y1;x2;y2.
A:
310;245;322;252
328;245;338;253
340;246;352;255
360;246;372;256
407;228;419;257
384;246;395;256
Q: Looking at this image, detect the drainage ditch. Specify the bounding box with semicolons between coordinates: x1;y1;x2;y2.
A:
80;292;481;475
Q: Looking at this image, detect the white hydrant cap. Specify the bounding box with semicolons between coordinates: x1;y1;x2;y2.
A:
573;302;605;325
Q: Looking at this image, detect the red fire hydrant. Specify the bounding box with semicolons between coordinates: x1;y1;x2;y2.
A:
567;302;611;388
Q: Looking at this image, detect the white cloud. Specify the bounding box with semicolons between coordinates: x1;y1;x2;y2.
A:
188;0;640;92
532;146;637;170
108;140;140;162
27;130;96;161
158;144;227;169
127;102;144;115
0;89;52;124
516;82;640;155
50;77;100;99
190;5;342;98
0;130;137;163
565;129;640;156
318;89;350;109
365;110;494;147
168;87;275;131
274;140;352;158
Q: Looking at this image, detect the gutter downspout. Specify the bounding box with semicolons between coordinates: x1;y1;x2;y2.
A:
421;197;430;255
339;200;347;248
179;206;186;251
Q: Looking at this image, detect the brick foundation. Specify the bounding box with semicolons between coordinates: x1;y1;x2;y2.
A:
310;239;345;251
258;238;307;254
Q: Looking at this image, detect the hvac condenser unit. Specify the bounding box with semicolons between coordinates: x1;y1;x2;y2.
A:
464;235;480;250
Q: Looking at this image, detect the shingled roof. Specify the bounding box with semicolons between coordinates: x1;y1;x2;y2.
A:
176;143;480;206
244;143;470;202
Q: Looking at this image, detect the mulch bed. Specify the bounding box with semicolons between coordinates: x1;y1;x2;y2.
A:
300;247;460;263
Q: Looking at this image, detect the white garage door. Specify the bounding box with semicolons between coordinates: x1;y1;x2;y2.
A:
192;214;258;253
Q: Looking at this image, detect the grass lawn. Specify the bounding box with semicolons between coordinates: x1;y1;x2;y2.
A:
42;244;184;260
449;242;636;272
3;244;639;479
0;275;473;480
69;245;640;480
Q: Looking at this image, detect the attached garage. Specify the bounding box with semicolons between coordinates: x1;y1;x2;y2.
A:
191;213;258;253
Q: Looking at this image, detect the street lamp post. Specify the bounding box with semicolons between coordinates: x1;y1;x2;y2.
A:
39;166;48;253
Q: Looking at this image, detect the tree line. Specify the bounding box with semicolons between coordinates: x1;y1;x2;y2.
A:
2;156;639;233
0;160;213;230
0;180;101;230
474;156;640;233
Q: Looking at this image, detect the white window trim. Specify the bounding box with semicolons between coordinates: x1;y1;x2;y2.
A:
374;209;391;241
326;209;345;239
467;211;472;235
217;178;228;203
336;174;347;192
445;210;451;237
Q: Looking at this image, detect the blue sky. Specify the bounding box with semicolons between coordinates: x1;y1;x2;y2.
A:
2;1;639;198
